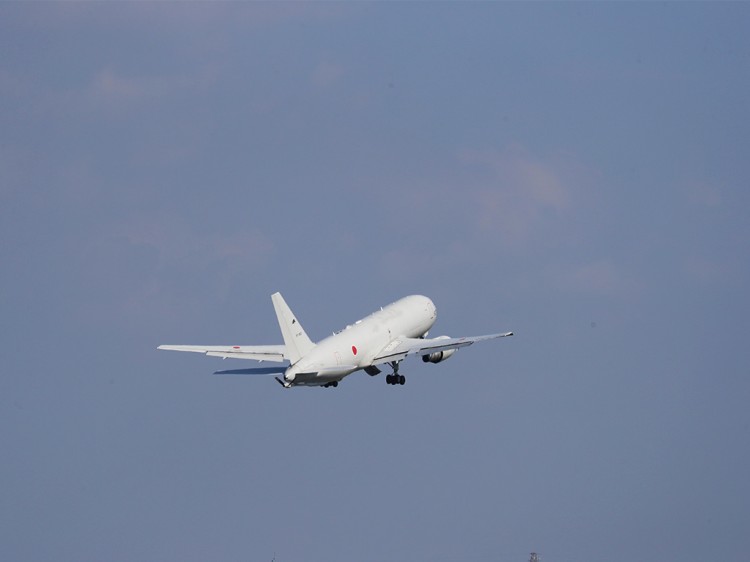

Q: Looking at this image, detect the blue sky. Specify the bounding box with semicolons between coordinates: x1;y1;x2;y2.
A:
2;3;749;562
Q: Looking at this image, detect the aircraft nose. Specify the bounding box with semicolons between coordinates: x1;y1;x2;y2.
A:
426;297;436;315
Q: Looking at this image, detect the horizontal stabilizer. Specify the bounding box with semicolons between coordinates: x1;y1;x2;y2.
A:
158;344;286;362
214;366;288;375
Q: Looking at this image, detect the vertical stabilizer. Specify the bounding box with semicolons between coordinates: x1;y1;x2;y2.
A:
271;292;315;364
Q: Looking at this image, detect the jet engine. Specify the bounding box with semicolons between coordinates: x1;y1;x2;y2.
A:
421;336;456;364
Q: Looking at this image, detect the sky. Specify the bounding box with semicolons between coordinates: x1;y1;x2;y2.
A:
1;3;749;562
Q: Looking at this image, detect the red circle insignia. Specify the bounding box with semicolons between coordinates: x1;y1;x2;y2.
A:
352;345;358;355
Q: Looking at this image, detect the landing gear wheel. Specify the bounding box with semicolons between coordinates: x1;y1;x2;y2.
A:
385;373;405;385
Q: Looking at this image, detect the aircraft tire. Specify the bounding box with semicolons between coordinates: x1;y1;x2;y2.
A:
399;375;405;385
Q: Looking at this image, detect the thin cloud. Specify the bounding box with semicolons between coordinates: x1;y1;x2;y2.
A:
86;213;277;321
311;61;345;89
7;2;348;34
462;145;569;210
460;145;579;250
379;240;474;282
112;214;274;267
558;259;637;296
687;181;722;208
88;67;215;106
91;68;154;102
0;69;25;98
684;256;736;286
373;144;596;282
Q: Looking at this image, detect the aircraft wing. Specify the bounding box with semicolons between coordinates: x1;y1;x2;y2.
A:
157;344;286;362
372;332;513;364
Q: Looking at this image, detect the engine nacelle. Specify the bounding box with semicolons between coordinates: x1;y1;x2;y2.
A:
421;336;456;364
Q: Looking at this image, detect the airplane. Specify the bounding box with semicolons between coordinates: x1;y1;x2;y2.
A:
158;293;513;389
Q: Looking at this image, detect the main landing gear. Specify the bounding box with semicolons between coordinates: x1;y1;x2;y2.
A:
385;361;405;386
323;381;338;388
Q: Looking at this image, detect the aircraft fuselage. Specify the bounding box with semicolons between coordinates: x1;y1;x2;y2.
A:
284;295;436;386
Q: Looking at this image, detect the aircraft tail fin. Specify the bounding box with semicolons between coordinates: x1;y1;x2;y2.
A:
271;292;315;364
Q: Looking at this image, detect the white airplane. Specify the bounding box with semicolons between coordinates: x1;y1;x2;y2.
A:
158;293;513;388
